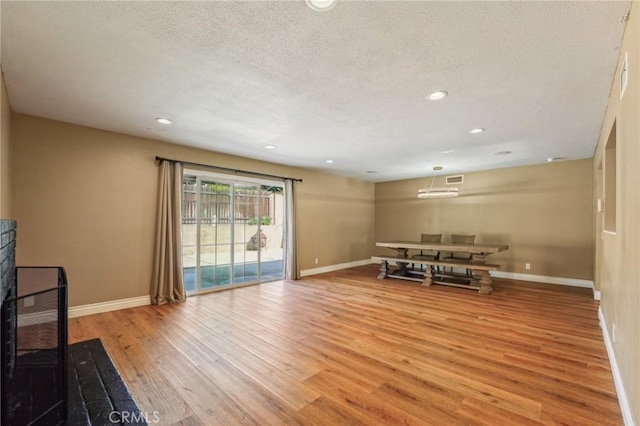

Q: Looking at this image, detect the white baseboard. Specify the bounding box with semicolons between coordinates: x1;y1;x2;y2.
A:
598;307;634;426
300;258;374;277
68;295;151;318
490;270;594;288
491;271;599;299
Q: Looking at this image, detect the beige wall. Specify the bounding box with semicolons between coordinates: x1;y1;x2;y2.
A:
10;114;375;307
594;1;639;423
0;72;11;219
375;159;594;280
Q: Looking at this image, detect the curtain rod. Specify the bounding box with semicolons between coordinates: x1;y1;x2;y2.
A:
155;156;303;182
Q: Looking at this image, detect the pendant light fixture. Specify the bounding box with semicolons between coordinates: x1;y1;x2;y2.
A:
417;166;459;199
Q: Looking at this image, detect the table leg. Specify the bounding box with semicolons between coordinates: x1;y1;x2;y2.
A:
395;261;409;276
422;266;433;286
377;260;388;280
477;269;493;294
394;248;409;258
471;253;487;280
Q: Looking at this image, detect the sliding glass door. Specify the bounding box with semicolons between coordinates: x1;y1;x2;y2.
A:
182;172;284;294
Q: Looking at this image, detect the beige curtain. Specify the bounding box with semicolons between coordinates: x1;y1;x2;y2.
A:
284;179;299;280
151;160;186;305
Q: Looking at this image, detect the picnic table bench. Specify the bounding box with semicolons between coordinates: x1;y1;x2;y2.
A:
371;254;499;294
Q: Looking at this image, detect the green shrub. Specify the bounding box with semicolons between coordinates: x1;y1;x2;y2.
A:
247;216;271;225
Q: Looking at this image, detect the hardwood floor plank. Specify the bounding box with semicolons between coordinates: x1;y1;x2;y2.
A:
303;372;426;425
296;396;364;426
371;381;466;424
457;397;545;426
177;302;321;381
349;338;543;420
120;308;261;425
165;308;321;411
133;307;305;425
68;265;622;425
392;343;620;421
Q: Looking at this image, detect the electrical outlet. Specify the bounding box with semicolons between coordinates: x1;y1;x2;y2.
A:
613;324;616;342
24;296;35;307
314;258;319;265
525;263;531;270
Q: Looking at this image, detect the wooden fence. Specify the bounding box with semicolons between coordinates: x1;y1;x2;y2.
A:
182;182;271;224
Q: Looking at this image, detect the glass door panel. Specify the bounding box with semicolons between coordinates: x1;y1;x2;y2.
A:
232;183;258;284
259;185;284;281
181;176;198;294
199;180;231;291
182;173;285;295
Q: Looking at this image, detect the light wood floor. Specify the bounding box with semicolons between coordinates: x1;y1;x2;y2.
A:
69;265;622;425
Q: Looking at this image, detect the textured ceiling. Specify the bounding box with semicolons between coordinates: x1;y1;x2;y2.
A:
0;1;630;182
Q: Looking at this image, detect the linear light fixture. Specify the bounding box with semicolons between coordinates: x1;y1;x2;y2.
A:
418;187;459;199
418;166;459;199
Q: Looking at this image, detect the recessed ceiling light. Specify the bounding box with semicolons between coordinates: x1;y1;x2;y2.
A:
263;145;276;150
305;0;337;12
325;160;334;164
155;117;172;125
495;151;512;156
440;150;455;154
427;91;448;101
366;170;378;174
469;128;485;134
547;156;568;162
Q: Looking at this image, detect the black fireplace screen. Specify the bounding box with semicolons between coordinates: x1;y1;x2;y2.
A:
1;267;68;425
